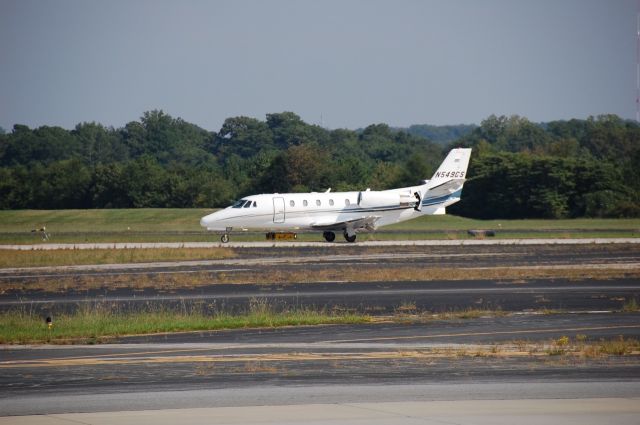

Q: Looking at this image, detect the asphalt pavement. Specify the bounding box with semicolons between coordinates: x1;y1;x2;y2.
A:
2;312;639;415
1;237;639;250
2;241;639;422
2;243;639;314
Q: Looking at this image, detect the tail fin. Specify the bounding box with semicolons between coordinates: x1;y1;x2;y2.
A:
427;148;472;188
419;148;472;214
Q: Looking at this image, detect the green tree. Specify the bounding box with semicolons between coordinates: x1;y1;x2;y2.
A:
35;159;92;209
267;112;318;148
215;116;274;158
72;122;128;166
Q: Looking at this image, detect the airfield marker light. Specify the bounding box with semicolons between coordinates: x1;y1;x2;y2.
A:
46;316;53;329
637;0;640;122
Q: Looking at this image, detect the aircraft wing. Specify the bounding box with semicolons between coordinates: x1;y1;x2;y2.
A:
311;216;380;232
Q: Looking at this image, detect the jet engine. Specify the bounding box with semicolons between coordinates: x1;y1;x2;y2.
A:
357;191;417;208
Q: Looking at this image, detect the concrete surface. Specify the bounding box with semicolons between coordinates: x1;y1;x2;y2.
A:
2;387;640;424
1;237;639;250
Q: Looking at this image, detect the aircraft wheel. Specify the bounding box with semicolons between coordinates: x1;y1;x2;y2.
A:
323;231;336;242
343;232;357;243
220;233;230;243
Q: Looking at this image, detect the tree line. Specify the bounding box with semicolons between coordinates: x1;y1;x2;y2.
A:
0;110;638;218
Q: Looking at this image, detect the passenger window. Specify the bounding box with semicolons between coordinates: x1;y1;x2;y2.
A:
345;199;350;206
329;199;334;206
303;200;308;207
290;200;295;207
316;199;321;206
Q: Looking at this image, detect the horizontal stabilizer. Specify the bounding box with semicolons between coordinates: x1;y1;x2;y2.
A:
426;178;465;198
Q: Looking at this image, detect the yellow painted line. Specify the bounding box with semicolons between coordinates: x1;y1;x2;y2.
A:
4;347;639;369
473;263;640;270
15;346;229;361
323;324;640;343
0;345;249;367
3;325;639;369
0;351;458;368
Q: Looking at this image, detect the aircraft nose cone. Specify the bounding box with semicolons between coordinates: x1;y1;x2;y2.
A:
200;215;210;228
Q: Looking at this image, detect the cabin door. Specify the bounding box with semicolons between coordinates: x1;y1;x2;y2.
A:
273;197;285;223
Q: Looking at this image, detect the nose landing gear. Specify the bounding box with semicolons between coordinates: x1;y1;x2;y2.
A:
220;233;230;243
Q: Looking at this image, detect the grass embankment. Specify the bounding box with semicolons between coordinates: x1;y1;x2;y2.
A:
0;209;638;244
0;304;370;344
0;247;235;268
0;208;211;244
0;209;207;233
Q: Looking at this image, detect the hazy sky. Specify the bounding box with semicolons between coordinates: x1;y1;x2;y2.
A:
0;0;636;132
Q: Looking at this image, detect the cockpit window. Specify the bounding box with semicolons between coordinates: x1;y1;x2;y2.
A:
243;200;252;208
232;199;248;208
253;201;257;207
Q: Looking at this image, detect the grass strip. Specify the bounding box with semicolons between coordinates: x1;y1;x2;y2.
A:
0;306;370;344
1;209;638;244
0;247;235;268
0;209;209;233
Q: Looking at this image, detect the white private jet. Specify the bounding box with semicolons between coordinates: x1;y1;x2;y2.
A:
201;148;472;243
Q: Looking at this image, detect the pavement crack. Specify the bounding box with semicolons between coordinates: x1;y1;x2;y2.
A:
44;415;93;425
342;403;463;425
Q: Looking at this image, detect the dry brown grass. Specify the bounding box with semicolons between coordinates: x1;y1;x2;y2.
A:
242;362;280;373
540;335;640;358
428;337;640;359
389;309;509;324
216;265;640;286
3;263;639;293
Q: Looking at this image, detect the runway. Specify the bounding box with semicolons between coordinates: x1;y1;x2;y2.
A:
0;381;640;425
1;236;639;250
2;391;640;425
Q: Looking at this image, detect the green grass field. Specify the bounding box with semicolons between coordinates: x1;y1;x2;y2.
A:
0;209;638;244
0;209;208;233
0;305;369;344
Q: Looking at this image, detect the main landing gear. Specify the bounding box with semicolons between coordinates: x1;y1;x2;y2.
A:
323;231;357;243
343;231;357;243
